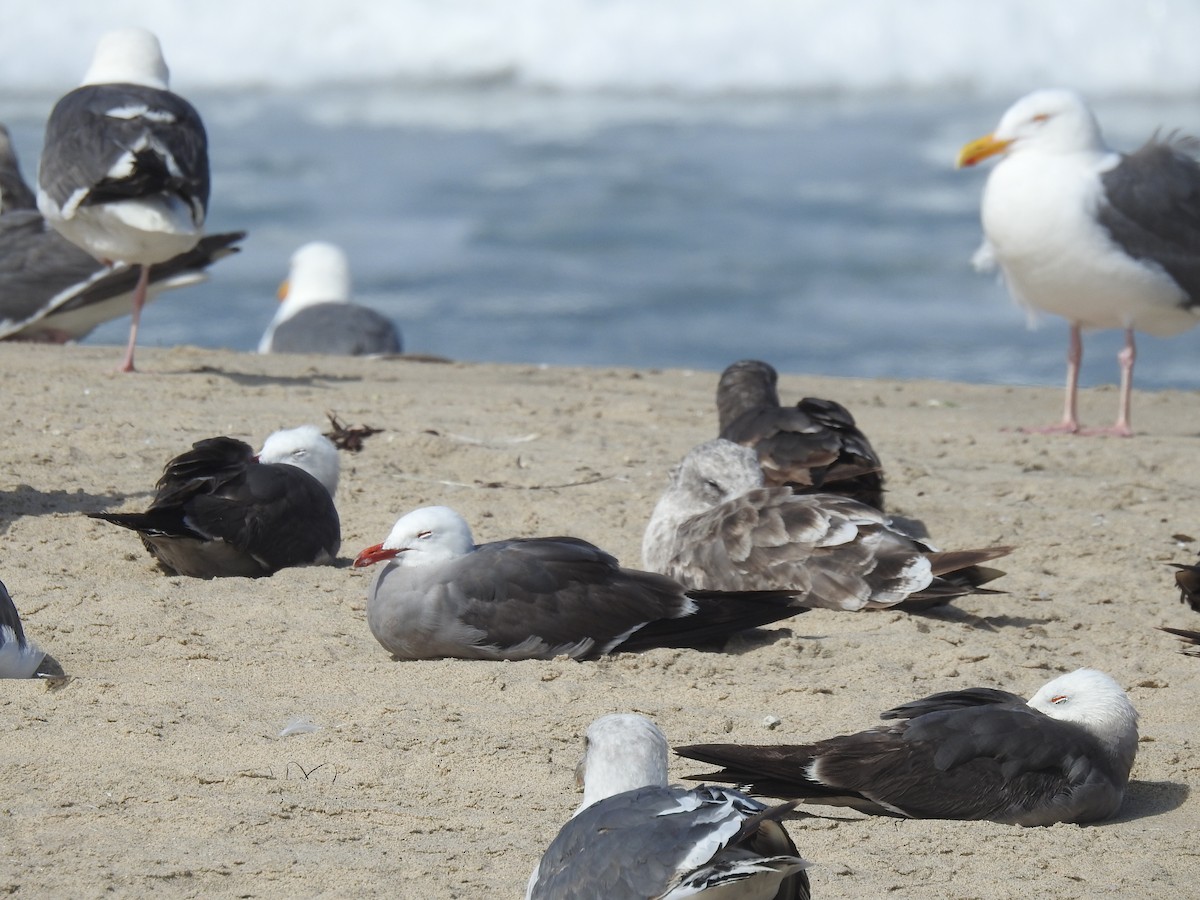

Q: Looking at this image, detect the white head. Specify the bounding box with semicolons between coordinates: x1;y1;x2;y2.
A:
574;713;670;815
353;506;476;569
258;425;340;496
81;28;170;91
1027;668;1140;769
277;242;352;318
958;89;1106;168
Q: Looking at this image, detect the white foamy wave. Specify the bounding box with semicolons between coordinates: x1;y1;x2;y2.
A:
0;0;1196;98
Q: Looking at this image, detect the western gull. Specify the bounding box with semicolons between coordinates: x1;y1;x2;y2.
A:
88;433;340;578
258;242;402;356
643;438;1009;611
957;88;1200;436
0;123;37;214
718;359;885;510
37;28;210;372
677;668;1139;826
0;579;46;678
527;713;811;900
352;505;809;661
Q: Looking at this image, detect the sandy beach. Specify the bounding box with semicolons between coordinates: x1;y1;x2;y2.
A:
2;342;1198;898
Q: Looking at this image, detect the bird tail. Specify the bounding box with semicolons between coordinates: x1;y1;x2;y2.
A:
615;591;807;654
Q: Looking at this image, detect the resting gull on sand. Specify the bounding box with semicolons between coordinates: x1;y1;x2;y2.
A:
258;241;402;356
352;505;808;661
643;438;1009;611
526;713;811;900
717;359;884;510
958;88;1200;436
677;668;1138;826
89;433;340;578
38;28;210;372
257;424;340;496
0;580;46;678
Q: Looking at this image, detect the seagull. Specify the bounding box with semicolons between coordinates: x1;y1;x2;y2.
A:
527;713;811;900
677;668;1138;826
89;434;340;578
37;28;210;372
352;505;809;661
717;359;884;510
643;439;1009;611
0;123;37;213
258;242;402;356
957;88;1200;436
257;424;340;496
0;579;46;678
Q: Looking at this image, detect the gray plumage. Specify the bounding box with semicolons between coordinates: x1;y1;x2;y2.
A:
677;668;1139;826
353;506;808;661
0;579;46;678
0;123;36;214
717;359;884;509
267;302;401;355
528;714;811;900
643;439;1009;611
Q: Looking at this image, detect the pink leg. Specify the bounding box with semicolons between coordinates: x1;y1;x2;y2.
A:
1021;324;1082;434
1081;328;1135;437
116;265;150;373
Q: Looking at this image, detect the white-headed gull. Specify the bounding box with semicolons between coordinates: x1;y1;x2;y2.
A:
37;28;210;372
527;713;811;899
257;424;340;496
258;242;402;356
958;88;1200;436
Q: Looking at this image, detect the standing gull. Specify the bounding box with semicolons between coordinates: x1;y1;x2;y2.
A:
89;433;340;578
38;28;209;372
258;242;402;356
0;580;46;678
677;668;1138;826
352;505;808;661
643;439;1009;611
527;713;811;900
958;88;1200;436
718;359;884;509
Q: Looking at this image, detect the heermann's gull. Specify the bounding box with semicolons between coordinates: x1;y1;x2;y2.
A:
0;123;36;214
958;88;1200;436
718;359;884;510
1159;626;1200;655
257;424;340;496
1170;560;1200;612
677;668;1139;826
0;580;46;678
38;28;210;372
643;439;1009;611
527;714;811;900
352;505;808;661
258;242;402;356
89;434;340;578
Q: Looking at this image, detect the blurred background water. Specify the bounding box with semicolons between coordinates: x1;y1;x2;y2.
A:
2;0;1198;387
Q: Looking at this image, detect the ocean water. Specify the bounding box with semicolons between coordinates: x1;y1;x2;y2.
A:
2;1;1199;388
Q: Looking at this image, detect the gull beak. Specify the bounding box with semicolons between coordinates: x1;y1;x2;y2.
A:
956;133;1013;168
276;279;289;302
353;543;400;568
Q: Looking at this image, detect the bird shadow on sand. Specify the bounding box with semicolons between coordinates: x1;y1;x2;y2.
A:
916;605;1055;631
0;485;128;535
1105;780;1190;824
162;365;366;389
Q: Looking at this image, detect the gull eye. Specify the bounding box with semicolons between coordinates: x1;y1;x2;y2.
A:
417;530;433;539
1031;113;1050;123
1050;694;1068;704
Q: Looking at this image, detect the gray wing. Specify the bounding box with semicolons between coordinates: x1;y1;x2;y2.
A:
268;302;402;355
678;693;1128;825
39;83;209;219
1097;136;1200;307
529;785;810;900
0;219;243;341
660;488;931;610
0;123;36;214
